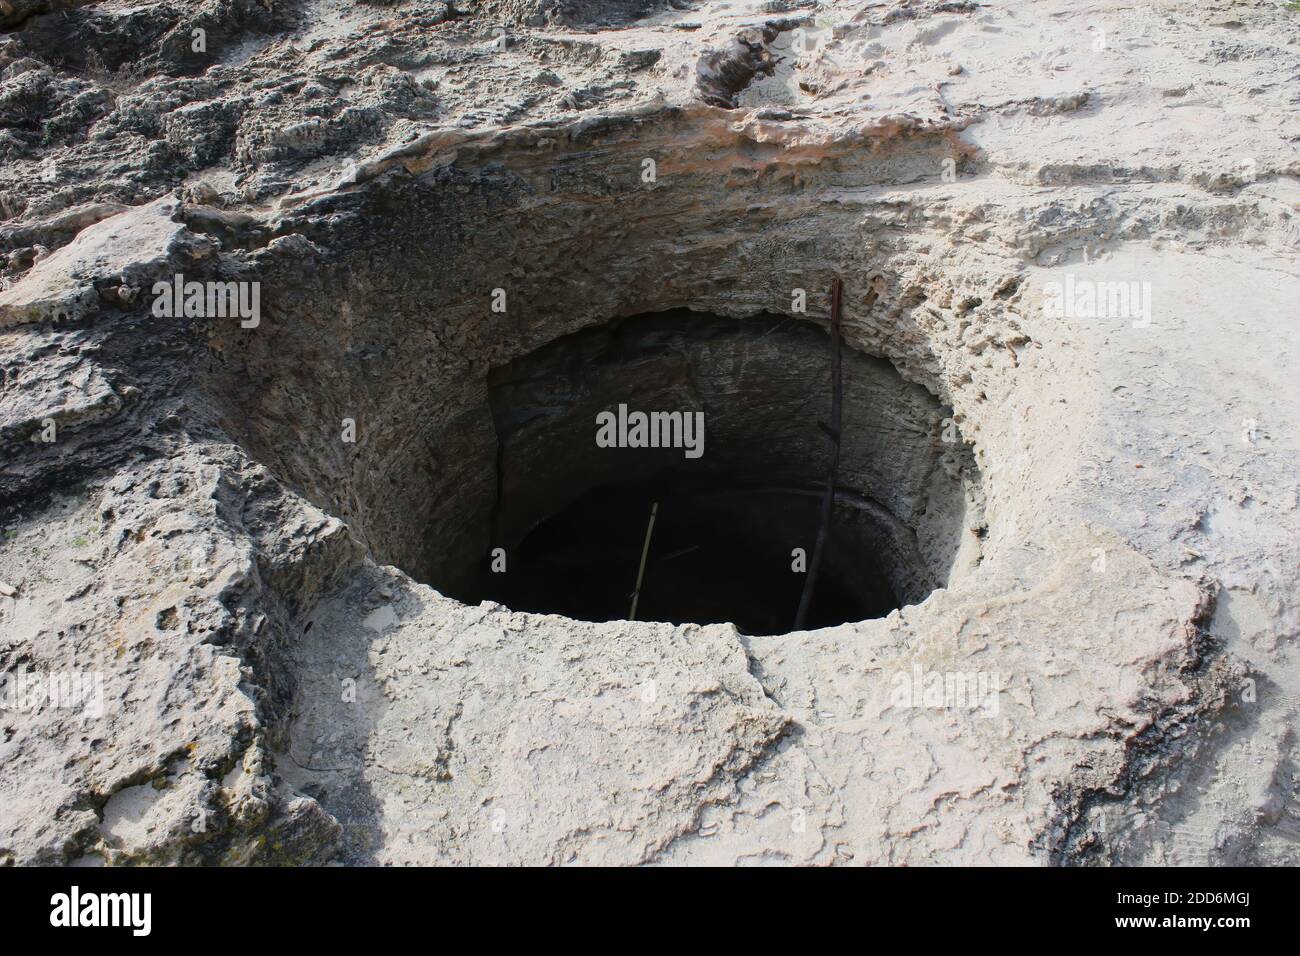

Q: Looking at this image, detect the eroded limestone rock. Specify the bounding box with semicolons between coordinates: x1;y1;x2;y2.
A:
1;0;1297;866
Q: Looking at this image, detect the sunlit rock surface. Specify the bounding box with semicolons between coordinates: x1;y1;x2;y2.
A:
0;0;1297;866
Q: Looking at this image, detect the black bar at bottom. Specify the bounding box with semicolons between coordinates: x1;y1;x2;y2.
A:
0;865;1281;941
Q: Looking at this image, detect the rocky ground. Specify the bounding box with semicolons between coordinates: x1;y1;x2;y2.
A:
0;0;1297;865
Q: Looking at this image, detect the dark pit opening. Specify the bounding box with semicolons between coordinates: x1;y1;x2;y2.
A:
464;479;899;635
437;310;983;635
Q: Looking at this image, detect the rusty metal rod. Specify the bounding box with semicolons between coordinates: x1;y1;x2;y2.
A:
629;500;659;620
793;277;844;631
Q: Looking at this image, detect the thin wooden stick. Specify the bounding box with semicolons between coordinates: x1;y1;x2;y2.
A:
629;501;659;620
794;277;843;631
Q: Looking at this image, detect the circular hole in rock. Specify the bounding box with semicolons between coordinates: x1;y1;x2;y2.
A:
437;310;983;635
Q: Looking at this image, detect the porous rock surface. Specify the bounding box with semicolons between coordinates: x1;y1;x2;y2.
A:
0;0;1297;865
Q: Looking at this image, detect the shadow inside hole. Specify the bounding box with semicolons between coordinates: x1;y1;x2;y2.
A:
461;478;898;636
407;310;980;632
